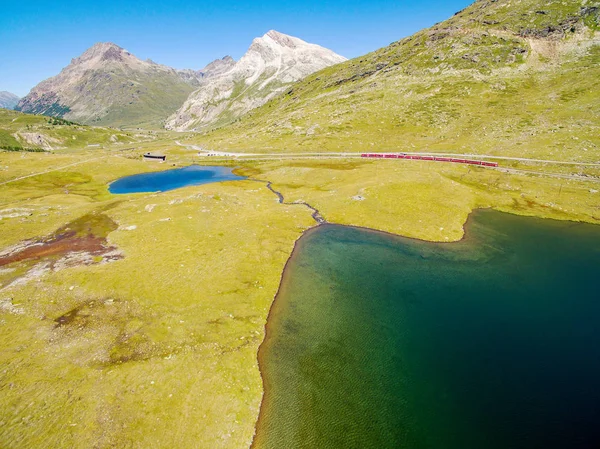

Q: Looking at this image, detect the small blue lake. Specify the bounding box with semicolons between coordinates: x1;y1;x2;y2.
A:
109;165;245;194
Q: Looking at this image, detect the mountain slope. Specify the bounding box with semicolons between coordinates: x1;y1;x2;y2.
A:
197;0;600;162
16;43;202;128
0;92;20;110
0;108;144;151
197;55;236;79
166;30;346;131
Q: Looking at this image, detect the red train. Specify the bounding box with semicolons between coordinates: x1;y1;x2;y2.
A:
360;153;498;167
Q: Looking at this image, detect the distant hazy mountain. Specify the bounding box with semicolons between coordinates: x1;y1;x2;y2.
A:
198;56;236;79
166;30;347;131
15;43;204;128
0;91;20;110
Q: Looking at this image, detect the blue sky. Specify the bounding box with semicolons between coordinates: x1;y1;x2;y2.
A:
1;0;472;97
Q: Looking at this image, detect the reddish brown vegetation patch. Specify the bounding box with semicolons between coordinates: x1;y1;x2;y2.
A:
0;211;121;268
0;232;116;267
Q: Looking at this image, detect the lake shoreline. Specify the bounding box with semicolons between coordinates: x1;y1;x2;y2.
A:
250;209;600;448
249;210;482;448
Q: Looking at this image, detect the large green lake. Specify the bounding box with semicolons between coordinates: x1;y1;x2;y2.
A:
254;210;600;449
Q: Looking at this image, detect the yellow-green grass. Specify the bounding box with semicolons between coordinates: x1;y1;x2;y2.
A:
240;159;600;241
1;151;315;448
1;149;599;448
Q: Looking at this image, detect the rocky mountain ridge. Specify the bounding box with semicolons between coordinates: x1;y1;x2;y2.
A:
197;56;236;79
165;30;346;131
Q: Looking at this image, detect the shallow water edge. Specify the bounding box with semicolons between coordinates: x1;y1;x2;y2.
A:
252;211;598;448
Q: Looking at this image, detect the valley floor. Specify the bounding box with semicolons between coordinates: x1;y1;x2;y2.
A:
0;145;599;448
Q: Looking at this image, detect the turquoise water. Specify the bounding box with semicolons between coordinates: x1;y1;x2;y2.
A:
254;211;600;449
109;165;244;194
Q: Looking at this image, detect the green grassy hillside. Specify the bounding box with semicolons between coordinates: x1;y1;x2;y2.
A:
0;109;141;151
195;0;600;162
82;72;198;129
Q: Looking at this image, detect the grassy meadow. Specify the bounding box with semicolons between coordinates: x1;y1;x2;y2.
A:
1;140;599;447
